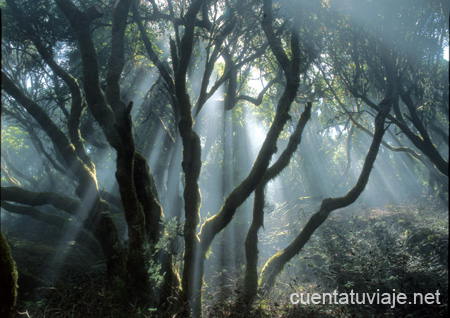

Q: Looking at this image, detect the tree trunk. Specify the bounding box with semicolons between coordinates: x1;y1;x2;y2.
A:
0;201;101;255
0;232;18;318
258;98;392;292
170;0;205;315
241;103;312;304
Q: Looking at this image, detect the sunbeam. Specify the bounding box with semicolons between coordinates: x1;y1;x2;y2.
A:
1;0;447;316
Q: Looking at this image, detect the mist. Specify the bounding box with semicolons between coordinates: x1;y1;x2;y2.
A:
1;0;448;317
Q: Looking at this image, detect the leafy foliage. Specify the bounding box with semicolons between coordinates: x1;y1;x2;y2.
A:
1;0;447;316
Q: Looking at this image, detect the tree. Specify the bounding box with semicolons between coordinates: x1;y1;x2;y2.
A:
1;0;447;317
323;0;448;182
0;232;18;318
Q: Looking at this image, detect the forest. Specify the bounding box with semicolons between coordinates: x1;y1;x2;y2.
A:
0;0;448;317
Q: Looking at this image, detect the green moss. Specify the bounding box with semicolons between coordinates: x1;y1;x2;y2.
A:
0;232;18;318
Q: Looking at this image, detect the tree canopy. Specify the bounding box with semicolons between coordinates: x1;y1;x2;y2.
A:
1;0;448;317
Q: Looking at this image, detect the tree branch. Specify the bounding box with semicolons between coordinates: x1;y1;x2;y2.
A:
5;0;94;173
259;96;392;292
1;201;101;254
1;186;82;216
242;102;312;303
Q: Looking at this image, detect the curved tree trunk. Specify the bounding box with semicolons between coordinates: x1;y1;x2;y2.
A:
171;1;205;315
55;0;168;303
258;96;392;293
241;102;312;304
185;1;304;315
1;72;124;277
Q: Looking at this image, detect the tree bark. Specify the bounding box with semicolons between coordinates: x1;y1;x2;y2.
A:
1;73;123;277
258;96;392;292
241;102;312;304
183;1;304;315
0;232;18;318
1;186;81;216
56;1;170;302
165;0;205;315
1;201;101;255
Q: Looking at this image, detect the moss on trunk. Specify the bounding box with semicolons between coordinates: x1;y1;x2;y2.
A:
241;103;312;304
258;97;392;293
0;232;18;318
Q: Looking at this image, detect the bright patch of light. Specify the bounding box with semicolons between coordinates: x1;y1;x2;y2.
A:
444;46;449;61
247;67;265;92
245;110;267;155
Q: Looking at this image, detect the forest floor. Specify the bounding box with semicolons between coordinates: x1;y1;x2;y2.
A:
4;196;448;317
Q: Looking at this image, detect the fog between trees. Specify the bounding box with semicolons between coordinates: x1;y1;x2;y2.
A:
1;0;448;317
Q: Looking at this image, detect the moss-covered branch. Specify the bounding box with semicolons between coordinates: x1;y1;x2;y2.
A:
2;61;122;279
195;13;237;115
0;232;18;318
4;0;93;173
242;102;312;304
1;186;81;216
347;71;448;178
258;97;392;292
131;2;175;95
1;201;101;255
169;0;205;314
55;0;118;148
198;0;302;267
1;73;93;192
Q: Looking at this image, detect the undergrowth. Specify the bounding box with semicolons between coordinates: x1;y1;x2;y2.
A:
4;196;448;317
